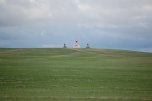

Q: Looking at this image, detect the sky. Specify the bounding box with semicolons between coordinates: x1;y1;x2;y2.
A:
0;0;152;52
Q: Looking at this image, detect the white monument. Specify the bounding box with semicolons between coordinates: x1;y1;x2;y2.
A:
73;41;80;48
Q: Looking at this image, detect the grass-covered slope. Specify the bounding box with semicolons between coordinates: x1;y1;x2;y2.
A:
0;48;152;101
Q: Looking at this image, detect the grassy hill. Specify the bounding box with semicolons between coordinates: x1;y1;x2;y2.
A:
0;48;152;101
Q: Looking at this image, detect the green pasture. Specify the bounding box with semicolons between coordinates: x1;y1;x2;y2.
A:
0;48;152;101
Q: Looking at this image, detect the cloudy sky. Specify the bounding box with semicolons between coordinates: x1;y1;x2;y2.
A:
0;0;152;52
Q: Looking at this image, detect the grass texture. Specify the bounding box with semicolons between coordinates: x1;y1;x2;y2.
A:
0;48;152;101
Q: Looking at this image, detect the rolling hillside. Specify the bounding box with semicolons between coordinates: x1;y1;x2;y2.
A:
0;48;152;101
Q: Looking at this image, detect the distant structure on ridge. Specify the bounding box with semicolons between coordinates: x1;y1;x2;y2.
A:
86;43;90;48
73;41;80;48
63;43;67;48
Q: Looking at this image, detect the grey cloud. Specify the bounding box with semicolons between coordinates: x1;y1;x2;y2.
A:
0;0;152;52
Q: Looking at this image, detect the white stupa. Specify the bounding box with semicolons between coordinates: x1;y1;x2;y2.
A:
73;40;80;48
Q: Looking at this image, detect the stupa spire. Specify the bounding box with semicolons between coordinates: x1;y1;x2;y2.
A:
73;40;80;48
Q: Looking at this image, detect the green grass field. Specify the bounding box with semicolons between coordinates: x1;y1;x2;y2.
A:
0;48;152;101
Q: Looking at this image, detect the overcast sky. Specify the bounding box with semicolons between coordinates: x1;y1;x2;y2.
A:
0;0;152;52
